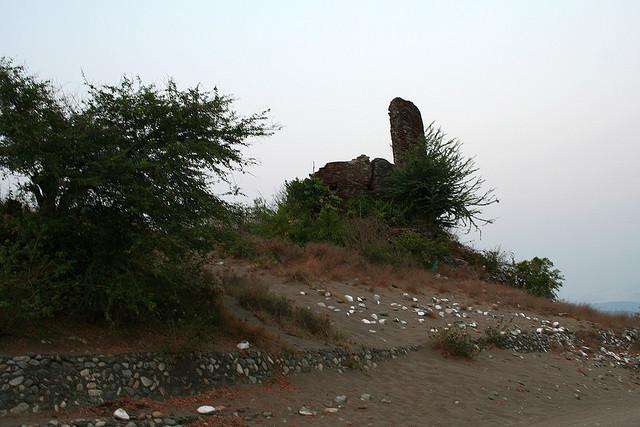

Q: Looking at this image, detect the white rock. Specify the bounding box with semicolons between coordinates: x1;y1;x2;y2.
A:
298;406;315;416
445;308;453;314
378;319;386;324
357;296;364;302
358;303;366;308
417;311;425;316
418;318;425;323
373;294;380;303
435;305;442;310
324;291;331;297
552;321;560;327
371;313;378;320
299;291;306;295
536;328;544;333
369;329;377;333
344;295;354;303
113;408;130;421
197;405;216;415
361;319;371;324
438;312;445;318
325;407;339;413
317;302;326;307
236;341;250;350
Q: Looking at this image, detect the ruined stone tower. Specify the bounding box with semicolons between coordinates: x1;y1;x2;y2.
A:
388;97;424;166
315;97;424;198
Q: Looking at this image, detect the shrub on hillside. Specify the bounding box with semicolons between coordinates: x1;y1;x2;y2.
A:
383;123;498;231
432;329;481;358
507;256;564;299
247;177;349;245
0;59;274;326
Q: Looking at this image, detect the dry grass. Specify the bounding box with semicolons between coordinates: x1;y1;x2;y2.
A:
251;238;639;331
221;272;339;342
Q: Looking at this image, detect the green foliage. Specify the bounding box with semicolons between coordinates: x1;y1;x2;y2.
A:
247;177;349;245
244;177;451;268
482;326;511;349
384;123;498;231
0;59;274;326
360;230;448;268
432;329;481;358
476;248;564;300
508;257;564;299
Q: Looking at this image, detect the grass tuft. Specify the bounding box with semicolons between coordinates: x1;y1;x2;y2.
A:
432;329;480;358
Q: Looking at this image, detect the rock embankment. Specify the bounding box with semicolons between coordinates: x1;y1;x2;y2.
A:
0;346;418;417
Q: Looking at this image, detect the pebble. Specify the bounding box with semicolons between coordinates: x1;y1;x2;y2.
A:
113;408;130;421
197;405;216;415
298;406;315;416
236;340;250;350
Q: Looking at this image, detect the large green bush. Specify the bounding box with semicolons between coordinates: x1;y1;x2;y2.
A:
0;59;274;326
384;123;498;231
508;257;564;299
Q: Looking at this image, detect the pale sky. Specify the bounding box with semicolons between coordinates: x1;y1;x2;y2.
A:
2;0;639;304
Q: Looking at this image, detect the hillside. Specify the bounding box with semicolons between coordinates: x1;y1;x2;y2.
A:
2;242;639;427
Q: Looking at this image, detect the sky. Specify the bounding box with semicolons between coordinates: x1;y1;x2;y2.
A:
1;0;639;304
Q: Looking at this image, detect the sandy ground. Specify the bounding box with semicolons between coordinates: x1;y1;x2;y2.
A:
216;345;640;426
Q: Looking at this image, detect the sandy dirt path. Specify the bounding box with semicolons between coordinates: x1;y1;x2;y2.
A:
223;346;639;426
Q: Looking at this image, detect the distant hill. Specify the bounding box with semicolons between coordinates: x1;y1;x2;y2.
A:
591;301;640;314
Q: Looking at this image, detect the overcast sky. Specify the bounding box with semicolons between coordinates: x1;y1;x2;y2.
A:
2;0;639;304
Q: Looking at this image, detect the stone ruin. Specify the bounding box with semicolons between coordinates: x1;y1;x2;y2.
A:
315;97;424;198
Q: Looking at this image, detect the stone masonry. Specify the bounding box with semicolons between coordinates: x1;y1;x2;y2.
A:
315;97;424;198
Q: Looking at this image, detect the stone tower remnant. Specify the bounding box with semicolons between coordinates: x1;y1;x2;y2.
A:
314;97;424;198
388;97;424;166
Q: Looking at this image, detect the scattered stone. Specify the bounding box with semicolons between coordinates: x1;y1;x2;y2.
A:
113;408;130;421
9;376;24;386
298;406;315;416
237;340;250;350
197;405;216;415
360;393;372;401
335;395;347;404
10;402;29;414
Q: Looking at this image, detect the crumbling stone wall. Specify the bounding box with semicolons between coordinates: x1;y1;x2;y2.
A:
315;97;424;198
315;155;393;198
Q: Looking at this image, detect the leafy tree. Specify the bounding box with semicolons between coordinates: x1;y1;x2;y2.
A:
383;123;498;231
508;257;564;299
0;59;275;323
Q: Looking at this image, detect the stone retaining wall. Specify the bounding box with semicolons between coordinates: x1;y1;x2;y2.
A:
0;345;420;416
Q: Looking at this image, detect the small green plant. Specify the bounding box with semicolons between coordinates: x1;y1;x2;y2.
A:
482;326;510;349
432;329;481;358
